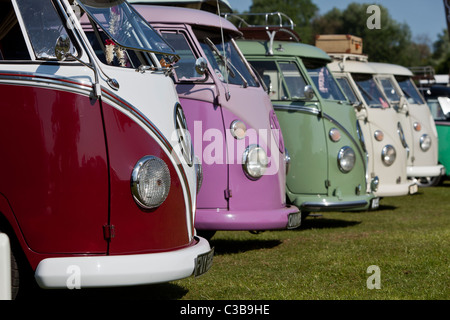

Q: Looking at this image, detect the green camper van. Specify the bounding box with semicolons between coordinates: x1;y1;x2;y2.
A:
231;14;377;217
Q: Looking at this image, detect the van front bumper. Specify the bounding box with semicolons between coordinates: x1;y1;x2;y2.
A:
407;164;445;178
289;193;373;212
195;205;301;231
34;236;213;289
375;180;418;197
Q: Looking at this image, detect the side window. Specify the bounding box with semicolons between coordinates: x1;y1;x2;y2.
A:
305;63;346;101
426;99;446;120
353;74;389;109
396;76;425;104
15;0;77;60
279;62;308;100
0;1;29;60
160;31;204;81
248;60;289;100
336;77;359;104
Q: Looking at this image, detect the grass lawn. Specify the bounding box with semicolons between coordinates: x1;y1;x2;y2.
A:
23;180;449;301
173;180;450;300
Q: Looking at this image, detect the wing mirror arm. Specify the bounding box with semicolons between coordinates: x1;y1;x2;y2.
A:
194;57;210;82
353;101;364;112
55;35;119;96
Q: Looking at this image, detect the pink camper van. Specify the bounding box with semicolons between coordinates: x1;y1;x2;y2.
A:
133;5;301;238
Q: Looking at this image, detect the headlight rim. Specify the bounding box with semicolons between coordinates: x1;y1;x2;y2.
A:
337;146;356;173
420;134;432;151
242;144;269;181
131;155;171;210
381;144;396;166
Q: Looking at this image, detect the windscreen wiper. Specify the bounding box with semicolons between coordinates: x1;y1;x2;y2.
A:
205;37;249;87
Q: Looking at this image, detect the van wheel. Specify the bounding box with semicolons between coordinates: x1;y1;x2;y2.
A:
7;234;39;300
416;175;442;187
10;248;19;299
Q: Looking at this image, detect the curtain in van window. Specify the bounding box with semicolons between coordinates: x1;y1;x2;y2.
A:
0;9;17;40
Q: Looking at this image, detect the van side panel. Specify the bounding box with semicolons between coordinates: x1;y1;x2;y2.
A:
275;105;329;195
0;84;109;254
101;104;191;254
179;97;228;209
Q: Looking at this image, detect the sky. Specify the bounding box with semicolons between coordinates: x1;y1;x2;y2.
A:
226;0;448;44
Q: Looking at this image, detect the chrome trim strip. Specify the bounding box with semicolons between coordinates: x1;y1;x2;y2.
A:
0;72;92;95
273;104;320;115
301;200;368;211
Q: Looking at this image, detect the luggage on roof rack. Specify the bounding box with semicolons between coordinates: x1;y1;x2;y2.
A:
315;34;363;55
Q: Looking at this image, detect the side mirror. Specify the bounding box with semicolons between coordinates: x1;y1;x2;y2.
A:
304;85;315;100
55;35;71;61
195;57;208;75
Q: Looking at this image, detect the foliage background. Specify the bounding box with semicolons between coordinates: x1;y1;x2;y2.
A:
237;0;450;74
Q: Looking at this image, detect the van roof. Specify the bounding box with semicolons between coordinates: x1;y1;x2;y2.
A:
328;59;377;74
133;4;240;36
128;0;232;12
369;62;413;77
236;39;331;62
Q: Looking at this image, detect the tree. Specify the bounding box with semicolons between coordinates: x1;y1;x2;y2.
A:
311;3;417;66
431;29;450;74
241;0;319;44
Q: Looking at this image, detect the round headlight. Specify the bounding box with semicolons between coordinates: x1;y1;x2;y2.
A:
131;156;171;209
337;146;356;173
381;145;396;166
420;134;432;151
230;120;247;140
374;130;384;141
242;144;268;180
329;128;341;142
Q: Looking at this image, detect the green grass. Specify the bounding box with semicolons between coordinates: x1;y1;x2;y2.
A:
25;181;450;300
173;180;450;300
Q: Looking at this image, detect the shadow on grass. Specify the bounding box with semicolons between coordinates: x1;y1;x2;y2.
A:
18;282;188;301
299;217;362;230
375;203;398;211
210;238;282;256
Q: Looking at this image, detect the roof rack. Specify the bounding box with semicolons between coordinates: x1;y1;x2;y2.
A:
408;66;436;86
329;53;369;62
224;12;301;55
